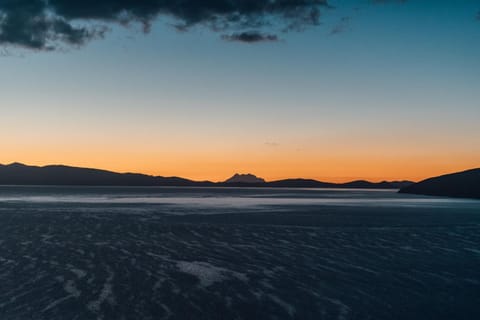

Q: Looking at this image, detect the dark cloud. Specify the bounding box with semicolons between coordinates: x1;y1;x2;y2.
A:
222;31;278;43
0;0;329;50
0;0;105;50
476;11;480;21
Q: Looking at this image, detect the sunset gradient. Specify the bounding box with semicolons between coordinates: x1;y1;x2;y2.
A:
1;0;479;182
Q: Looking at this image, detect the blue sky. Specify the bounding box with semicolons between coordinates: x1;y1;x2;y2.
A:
1;0;479;181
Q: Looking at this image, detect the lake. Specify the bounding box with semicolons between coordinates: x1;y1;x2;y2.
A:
0;186;479;319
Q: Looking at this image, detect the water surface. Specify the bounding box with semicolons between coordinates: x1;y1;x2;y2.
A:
0;186;479;319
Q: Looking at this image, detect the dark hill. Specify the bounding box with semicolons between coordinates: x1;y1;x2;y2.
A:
266;179;412;189
399;168;480;199
0;163;211;186
267;178;334;188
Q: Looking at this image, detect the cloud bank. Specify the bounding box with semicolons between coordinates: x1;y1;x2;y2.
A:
0;0;329;50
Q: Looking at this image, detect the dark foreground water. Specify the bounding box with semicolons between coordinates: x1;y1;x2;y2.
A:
0;187;479;320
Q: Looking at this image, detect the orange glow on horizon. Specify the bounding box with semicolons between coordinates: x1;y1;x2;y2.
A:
2;150;478;183
2;96;478;184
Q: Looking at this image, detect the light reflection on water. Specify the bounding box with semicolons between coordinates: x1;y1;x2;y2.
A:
0;186;478;210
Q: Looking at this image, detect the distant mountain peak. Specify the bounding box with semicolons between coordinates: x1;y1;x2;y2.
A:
7;162;28;167
224;173;266;184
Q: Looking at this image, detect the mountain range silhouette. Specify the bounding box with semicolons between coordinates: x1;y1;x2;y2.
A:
0;162;413;189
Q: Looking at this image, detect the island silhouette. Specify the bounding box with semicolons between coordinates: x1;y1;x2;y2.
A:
399;168;480;199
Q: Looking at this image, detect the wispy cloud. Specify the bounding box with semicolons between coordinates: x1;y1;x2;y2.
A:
330;16;351;35
264;142;280;147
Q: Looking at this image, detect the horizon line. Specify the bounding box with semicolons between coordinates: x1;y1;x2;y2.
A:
0;161;426;184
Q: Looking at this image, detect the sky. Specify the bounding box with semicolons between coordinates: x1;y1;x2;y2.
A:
1;0;479;182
